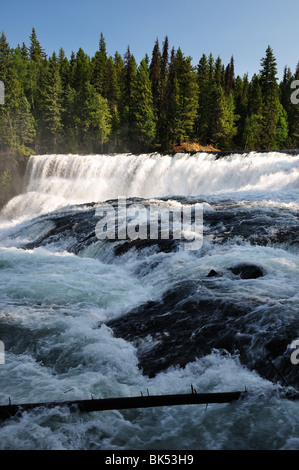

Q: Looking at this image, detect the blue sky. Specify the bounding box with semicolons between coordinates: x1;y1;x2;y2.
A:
1;0;299;80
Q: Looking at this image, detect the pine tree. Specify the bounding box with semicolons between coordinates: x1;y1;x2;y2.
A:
225;56;235;95
43;52;64;151
0;33;35;155
28;28;46;111
149;38;161;120
176;48;198;142
58;48;71;90
209;85;238;149
133;59;156;150
163;47;180;149
119;46;137;149
84;83;111;152
259;46;281;149
214;56;223;87
91;33;108;96
242;74;264;149
156;36;169;146
196;54;209;143
106;55;120;138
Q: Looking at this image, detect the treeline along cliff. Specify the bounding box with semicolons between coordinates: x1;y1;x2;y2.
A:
0;29;299;159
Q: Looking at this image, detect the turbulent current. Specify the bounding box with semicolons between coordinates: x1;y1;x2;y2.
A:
0;151;299;450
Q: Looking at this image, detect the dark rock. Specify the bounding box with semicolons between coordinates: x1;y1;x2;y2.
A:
228;263;264;279
207;269;219;277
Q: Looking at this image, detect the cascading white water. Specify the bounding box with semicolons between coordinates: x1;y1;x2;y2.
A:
0;151;299;450
2;151;299;219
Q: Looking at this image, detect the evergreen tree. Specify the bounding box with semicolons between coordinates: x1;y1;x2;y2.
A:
91;33;108;96
133;59;156;150
0;33;35;155
209;85;238;149
225;56;235;95
43;52;64;151
58;48;71;90
242;74;264;149
280;66;298;147
259;45;281;149
1;29;298;155
214;56;223;87
176;48;198;142
119;46;137;149
156;36;169;145
60;83;77;152
196;53;209;142
163;47;180;149
233;74;248;147
149;38;161;120
84;82;111;151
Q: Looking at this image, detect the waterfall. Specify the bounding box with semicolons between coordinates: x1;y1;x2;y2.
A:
2;151;299;220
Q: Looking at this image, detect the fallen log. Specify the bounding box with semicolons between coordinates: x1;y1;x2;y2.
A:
0;390;245;420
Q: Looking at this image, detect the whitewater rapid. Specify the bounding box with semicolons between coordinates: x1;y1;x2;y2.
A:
2;151;299;220
0;151;298;450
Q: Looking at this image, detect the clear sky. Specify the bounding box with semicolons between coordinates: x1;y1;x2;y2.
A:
1;0;299;80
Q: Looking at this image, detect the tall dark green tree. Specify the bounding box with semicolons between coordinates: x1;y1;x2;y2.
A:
242;74;263;149
259;45;281;149
43;52;64;151
156;36;169;145
175;48;198;142
225;56;235;95
119;46;137;149
133;59;156;150
149;38;161;120
91;33;108;96
163;47;180;149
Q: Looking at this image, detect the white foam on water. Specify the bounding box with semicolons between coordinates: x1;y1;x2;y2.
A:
1;152;299;219
0;151;298;450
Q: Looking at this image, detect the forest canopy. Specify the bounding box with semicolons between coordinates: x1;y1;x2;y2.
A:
0;29;299;156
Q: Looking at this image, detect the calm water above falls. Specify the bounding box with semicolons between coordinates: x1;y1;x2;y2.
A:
0;151;298;450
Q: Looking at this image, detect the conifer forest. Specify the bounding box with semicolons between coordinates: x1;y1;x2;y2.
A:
0;29;298;157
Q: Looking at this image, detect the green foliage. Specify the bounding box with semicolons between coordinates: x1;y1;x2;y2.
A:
133;59;156;149
0;32;298;155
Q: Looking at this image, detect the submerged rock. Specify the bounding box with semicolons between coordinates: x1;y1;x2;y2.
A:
207;269;220;277
228;263;264;279
107;281;299;388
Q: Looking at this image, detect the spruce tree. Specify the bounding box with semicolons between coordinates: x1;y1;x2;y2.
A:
149;38;161;120
225;56;235;95
133;59;156;150
259;45;281;149
91;33;108;96
119;46;137;150
176;48;198;142
156;36;169;146
163;47;180;149
43;52;64;152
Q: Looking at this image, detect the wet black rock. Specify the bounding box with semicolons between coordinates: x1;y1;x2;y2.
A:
207;269;220;277
107;282;299;388
228;263;264;279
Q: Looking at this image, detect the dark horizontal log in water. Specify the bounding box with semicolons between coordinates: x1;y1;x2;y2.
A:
0;391;246;420
1;388;299;421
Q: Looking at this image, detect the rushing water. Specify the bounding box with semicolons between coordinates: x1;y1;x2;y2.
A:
0;151;299;450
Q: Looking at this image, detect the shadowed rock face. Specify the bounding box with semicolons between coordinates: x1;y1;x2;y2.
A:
19;197;299;253
107;280;299;388
228;263;264;279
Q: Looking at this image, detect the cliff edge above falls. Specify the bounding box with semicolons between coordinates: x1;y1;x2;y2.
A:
172;142;220;153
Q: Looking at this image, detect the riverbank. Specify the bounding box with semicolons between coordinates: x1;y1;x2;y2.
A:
0;153;27;210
